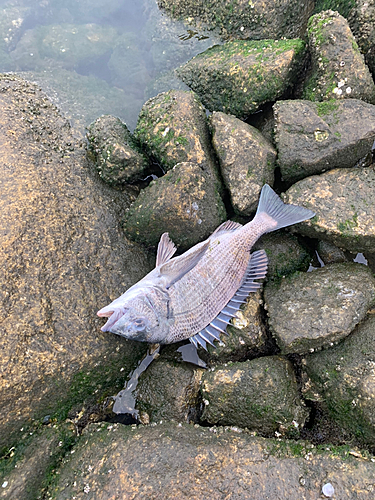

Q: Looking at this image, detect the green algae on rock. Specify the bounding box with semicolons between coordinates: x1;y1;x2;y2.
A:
176;39;306;120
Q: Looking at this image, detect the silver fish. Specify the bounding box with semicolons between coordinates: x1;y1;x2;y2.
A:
97;185;314;350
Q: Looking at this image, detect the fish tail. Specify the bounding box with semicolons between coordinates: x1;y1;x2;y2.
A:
255;184;315;231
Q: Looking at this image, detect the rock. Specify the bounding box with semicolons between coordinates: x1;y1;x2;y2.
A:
0;74;152;449
253;231;312;280
47;422;375;500
317;240;348;265
201;356;308;436
302;314;375;445
264;263;375;355
303;10;375;103
177;39;306;120
134;90;221;189
87;115;149;186
274;99;375;184
135;358;204;424
123;161;226;251
201;290;269;364
209;112;276;215
157;0;314;40
284;166;375;253
0;422;76;500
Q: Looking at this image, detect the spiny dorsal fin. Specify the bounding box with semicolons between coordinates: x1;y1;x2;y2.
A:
156;232;177;267
159;240;209;289
211;220;242;236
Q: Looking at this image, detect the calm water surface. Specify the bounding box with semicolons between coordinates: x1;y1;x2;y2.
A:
0;0;220;134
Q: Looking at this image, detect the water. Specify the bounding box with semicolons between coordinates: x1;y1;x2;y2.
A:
0;0;220;134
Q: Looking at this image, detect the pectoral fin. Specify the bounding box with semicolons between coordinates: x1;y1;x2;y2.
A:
159;240;209;289
156;232;177;267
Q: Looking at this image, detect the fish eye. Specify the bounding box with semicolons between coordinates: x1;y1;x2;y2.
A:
133;318;145;331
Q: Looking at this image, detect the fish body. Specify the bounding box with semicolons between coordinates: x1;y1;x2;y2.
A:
98;185;315;348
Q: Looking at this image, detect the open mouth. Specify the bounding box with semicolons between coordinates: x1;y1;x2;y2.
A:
97;308;125;332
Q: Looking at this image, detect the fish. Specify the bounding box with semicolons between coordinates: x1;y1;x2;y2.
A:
97;184;315;350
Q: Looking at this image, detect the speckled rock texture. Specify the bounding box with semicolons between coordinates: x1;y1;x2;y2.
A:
303;10;375;103
157;0;314;40
86;115;149;185
284;166;375;253
0;74;152;449
176;39;306;120
317;240;348;265
302;314;375;445
347;0;375;77
0;422;76;500
209;111;276;215
47;422;375;499
264;263;375;355
274;99;375;184
135;359;204;424
123;161;226;251
134;89;221;190
201;356;308;436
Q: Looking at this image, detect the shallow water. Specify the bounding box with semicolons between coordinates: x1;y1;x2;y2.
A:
0;0;220;134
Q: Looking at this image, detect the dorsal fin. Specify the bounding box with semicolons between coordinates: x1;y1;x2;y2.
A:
156;232;177;267
159;240;209;289
189;249;268;350
211;220;242;236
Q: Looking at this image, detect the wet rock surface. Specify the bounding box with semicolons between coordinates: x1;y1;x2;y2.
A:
177;39;306;120
304;10;375;103
201;356;308;436
302;314;375;446
0;74;152;448
47;422;375;500
317;240;348;265
210;111;276;215
265;263;375;355
285;166;375;253
87;115;149;186
123;161;226;250
274;99;375;184
158;0;314;40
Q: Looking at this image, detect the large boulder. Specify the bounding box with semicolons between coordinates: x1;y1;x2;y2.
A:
177;39;306;120
0;74;152;449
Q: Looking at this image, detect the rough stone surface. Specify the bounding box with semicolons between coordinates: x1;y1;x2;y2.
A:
86;115;149;185
47;422;375;500
264;263;375;355
177;39;306;120
349;0;375;76
0;422;76;500
209;111;276;215
274;99;375;184
135;358;204;424
302;314;375;445
157;0;314;41
317;240;348;265
134;89;221;190
0;74;152;449
201;356;308;436
284;166;375;253
303;10;375;103
123;161;226;251
253;231;312;280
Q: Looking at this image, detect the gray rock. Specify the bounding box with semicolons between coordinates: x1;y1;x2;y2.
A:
302;314;375;445
134;89;221;190
274;99;375;184
201;356;308;436
157;0;314;40
123;161;226;251
303;10;375;103
87;115;149;185
176;39;306;120
0;74;152;449
210;112;276;215
284;166;375;253
253;231;312;280
47;422;375;500
317;240;348;265
135;358;204;424
264;263;375;355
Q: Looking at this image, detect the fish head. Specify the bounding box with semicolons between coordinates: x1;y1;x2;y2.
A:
97;291;159;342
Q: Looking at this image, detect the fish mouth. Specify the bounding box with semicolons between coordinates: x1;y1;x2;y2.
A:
97;310;114;318
98;308;126;332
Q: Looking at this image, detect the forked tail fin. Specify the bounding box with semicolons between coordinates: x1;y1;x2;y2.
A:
256;184;315;231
